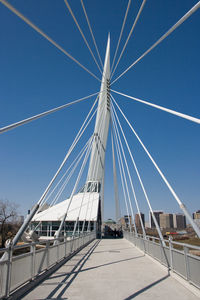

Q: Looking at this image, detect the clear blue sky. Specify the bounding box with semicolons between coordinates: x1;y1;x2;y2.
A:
0;0;199;223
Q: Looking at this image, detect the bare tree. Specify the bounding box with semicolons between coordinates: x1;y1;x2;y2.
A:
0;199;18;248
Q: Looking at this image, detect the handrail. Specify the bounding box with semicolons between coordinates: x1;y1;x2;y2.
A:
0;231;96;298
124;231;200;290
123;230;200;251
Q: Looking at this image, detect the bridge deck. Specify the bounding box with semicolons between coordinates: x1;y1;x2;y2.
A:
22;239;199;300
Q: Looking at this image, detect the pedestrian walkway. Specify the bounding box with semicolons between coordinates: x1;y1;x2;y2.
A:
22;239;199;300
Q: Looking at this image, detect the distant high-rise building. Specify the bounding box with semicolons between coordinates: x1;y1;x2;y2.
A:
135;213;145;228
149;211;163;228
192;211;200;229
173;214;186;229
160;214;173;229
193;210;200;220
120;215;131;228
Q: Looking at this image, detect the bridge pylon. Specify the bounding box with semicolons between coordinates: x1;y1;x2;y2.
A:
85;34;110;220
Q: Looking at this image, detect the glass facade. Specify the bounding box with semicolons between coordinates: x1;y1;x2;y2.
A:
30;220;95;237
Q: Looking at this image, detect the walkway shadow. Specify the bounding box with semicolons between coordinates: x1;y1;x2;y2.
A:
12;240;99;300
49;254;144;281
93;246;134;253
45;240;100;299
123;274;170;299
74;254;144;274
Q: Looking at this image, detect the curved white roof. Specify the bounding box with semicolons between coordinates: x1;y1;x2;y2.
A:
32;192;100;222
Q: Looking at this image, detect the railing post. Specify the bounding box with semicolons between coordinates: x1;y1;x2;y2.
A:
5;244;12;298
147;236;150;254
160;239;163;263
46;240;50;269
56;239;59;262
64;235;67;257
70;236;74;253
184;245;190;281
143;236;146;253
134;232;136;246
31;243;36;279
169;236;173;271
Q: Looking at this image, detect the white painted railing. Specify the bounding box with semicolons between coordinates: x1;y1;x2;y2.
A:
0;232;95;299
124;231;200;289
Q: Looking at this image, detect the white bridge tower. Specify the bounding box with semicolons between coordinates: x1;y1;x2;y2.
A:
85;35;110;217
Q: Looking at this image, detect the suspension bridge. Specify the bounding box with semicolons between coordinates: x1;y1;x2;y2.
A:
0;0;200;299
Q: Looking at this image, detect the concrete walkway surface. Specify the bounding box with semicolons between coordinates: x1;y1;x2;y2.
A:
21;239;199;300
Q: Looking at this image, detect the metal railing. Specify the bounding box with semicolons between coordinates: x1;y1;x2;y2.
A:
0;232;95;299
124;231;200;289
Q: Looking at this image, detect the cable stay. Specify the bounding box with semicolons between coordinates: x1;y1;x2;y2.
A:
111;120;132;233
111;0;146;79
111;132;121;224
51;98;107;210
110;0;132;74
33;136;92;233
10;95;99;247
112;96;200;238
49;140;91;207
39;99;99;208
111;89;200;124
42;139;91;205
111;110;138;236
0;92;100;135
111;1;200;85
111;103;146;237
85;186;97;232
0;0;101;82
38;97;108;237
54;134;94;241
85;99;108;228
68;136;96;240
84;148;104;231
33;141;90;233
64;0;103;75
111;98;165;244
80;0;104;69
82;99;111;232
86;145;104;232
33;140;91;233
71;136;103;238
